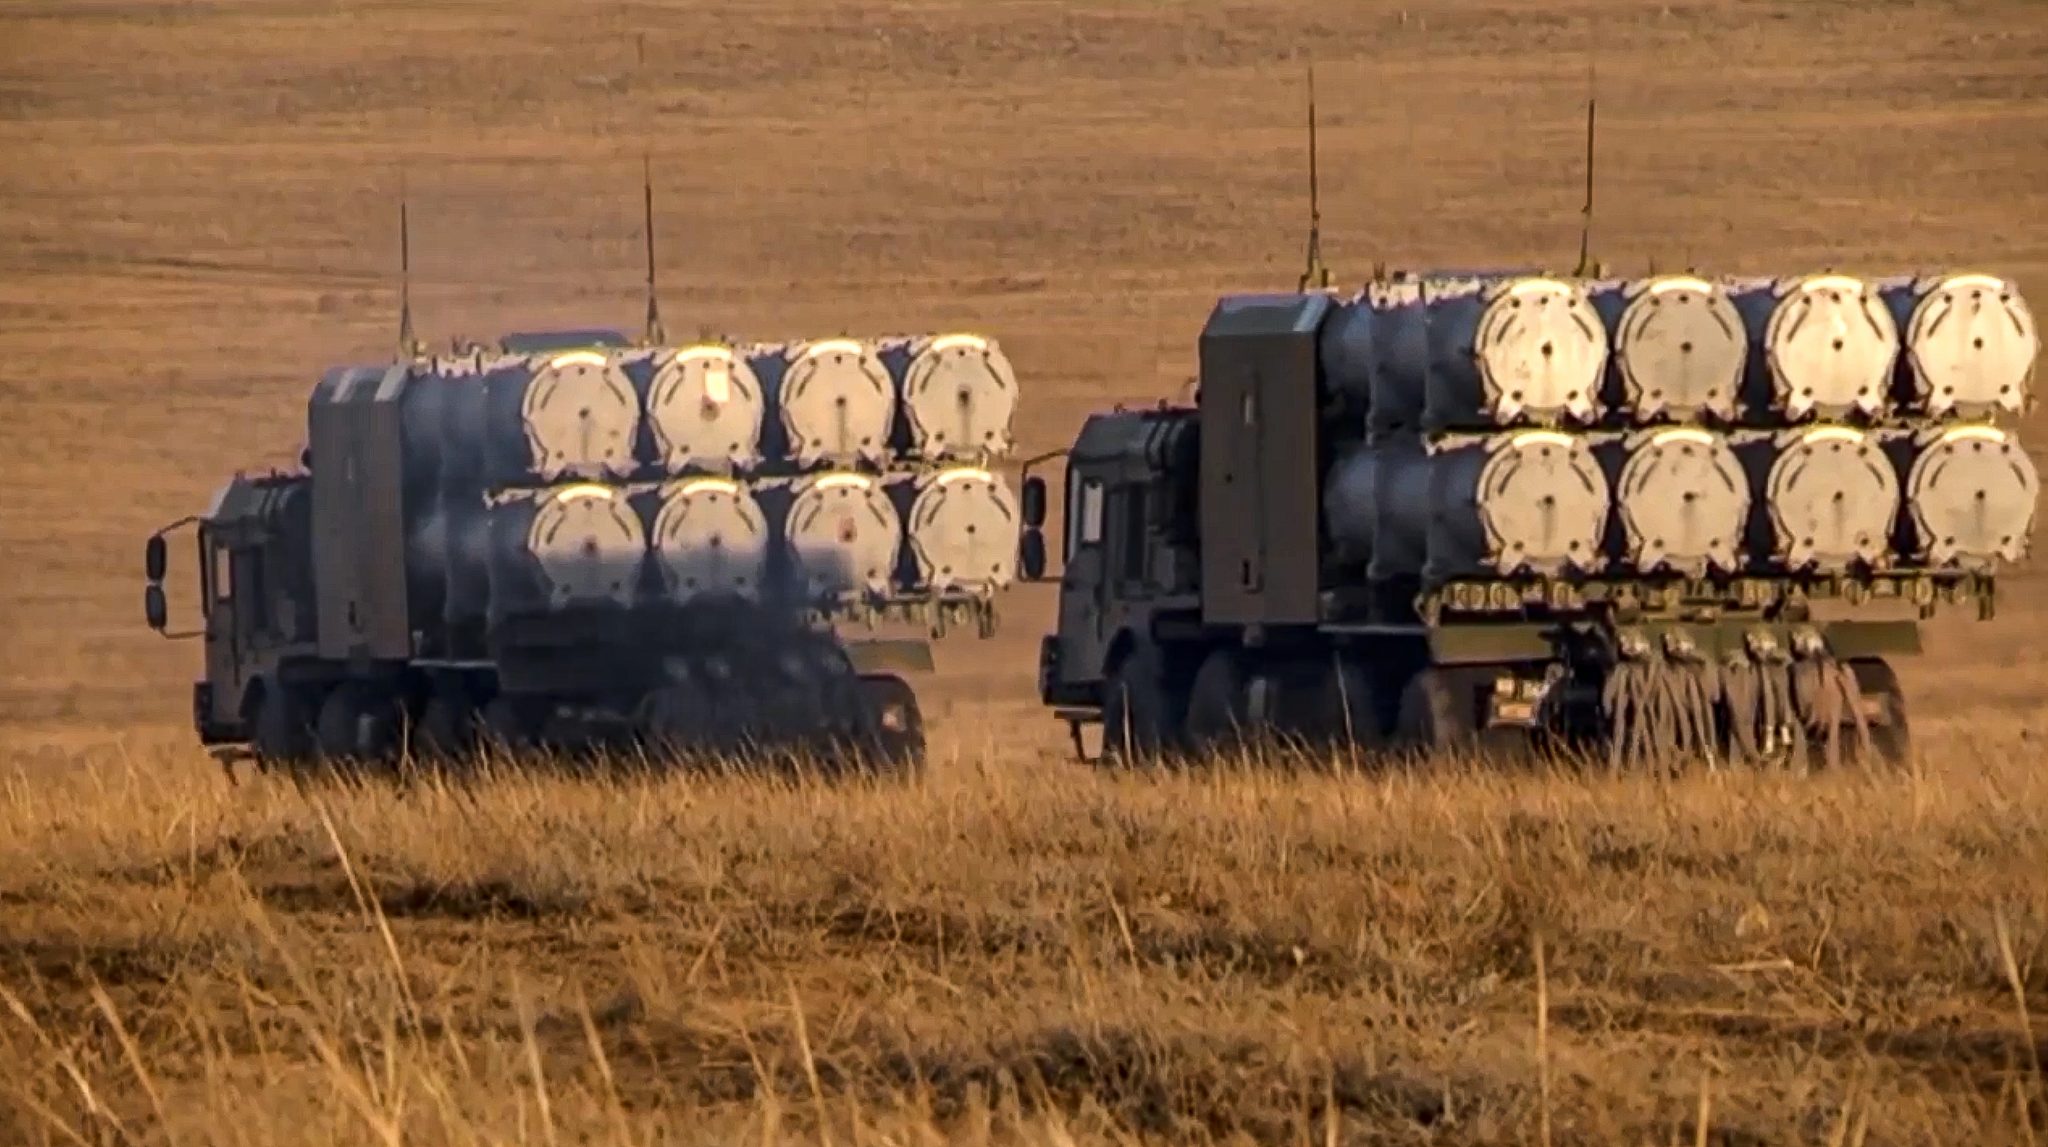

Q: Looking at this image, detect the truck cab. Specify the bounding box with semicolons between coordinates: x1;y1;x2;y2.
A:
1031;405;1205;732
144;471;319;749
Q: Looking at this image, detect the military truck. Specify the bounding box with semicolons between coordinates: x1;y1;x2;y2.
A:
1023;270;2039;768
144;318;1027;774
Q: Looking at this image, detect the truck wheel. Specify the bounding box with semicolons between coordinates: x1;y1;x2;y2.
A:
1183;646;1250;759
412;693;475;769
311;683;397;772
251;685;315;769
314;684;363;765
1394;667;1480;757
478;695;542;763
1848;658;1911;769
1102;642;1182;766
1321;654;1387;753
856;675;925;777
313;688;353;763
641;680;711;764
706;678;765;760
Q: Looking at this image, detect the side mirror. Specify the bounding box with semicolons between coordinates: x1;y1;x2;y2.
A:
145;534;167;583
1020;475;1047;529
144;584;168;631
1018;527;1048;581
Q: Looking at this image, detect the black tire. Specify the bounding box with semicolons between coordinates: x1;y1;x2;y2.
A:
477;694;542;762
358;690;401;763
1102;642;1183;766
312;682;400;778
412;692;475;769
1320;654;1388;753
1848;658;1910;768
313;684;364;763
636;682;694;764
701;673;764;760
1396;666;1531;764
1183;646;1250;758
313;688;353;762
1394;667;1480;756
251;683;316;769
855;675;925;777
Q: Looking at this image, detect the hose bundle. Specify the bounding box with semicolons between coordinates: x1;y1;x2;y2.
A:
1788;630;1872;770
1602;627;1872;771
1602;632;1724;773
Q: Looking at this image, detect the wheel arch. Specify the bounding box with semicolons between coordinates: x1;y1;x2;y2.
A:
1101;627;1143;681
236;675;269;724
238;656;346;723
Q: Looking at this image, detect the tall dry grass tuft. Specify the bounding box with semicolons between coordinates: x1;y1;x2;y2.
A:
2;719;2044;1145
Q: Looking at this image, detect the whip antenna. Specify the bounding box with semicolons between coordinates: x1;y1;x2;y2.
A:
642;152;666;345
1574;60;1599;278
1298;57;1332;293
398;169;418;357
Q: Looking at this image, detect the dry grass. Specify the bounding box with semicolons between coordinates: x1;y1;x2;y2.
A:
5;0;2048;1142
2;720;2046;1145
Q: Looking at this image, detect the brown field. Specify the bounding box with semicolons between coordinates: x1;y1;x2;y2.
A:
4;0;2048;1142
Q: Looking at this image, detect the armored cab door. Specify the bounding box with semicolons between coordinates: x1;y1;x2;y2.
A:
1102;481;1152;630
1056;467;1111;685
199;528;241;694
230;543;271;650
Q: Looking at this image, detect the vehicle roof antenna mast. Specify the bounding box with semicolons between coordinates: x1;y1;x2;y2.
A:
642;152;667;345
1298;56;1333;293
1573;59;1600;279
397;168;420;358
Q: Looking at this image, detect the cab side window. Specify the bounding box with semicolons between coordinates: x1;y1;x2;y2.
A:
231;548;266;638
1066;472;1103;561
206;538;232;608
1118;486;1147;583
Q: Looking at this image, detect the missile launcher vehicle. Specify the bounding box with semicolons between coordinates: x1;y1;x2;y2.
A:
1023;268;2039;769
142;319;1028;774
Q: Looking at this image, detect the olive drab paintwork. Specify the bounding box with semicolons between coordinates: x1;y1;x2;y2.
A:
1195;292;1330;628
143;172;999;771
1042;406;1204;710
307;363;415;662
1030;266;2036;768
147;309;1027;773
160;471;322;745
